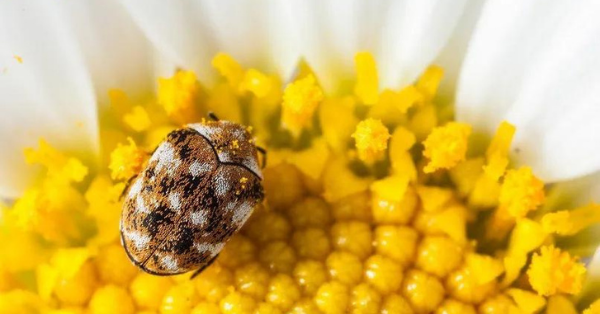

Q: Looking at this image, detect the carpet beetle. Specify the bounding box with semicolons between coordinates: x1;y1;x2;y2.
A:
120;117;264;277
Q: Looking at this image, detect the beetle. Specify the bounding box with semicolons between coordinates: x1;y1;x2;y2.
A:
120;114;264;278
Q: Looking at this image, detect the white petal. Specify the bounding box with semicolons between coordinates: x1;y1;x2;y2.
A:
376;0;468;89
121;0;468;92
270;0;469;91
118;0;226;82
457;0;600;182
0;0;152;198
434;0;485;96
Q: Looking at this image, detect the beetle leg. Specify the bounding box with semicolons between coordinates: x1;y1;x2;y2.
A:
119;175;138;201
208;112;220;122
190;253;220;279
256;146;267;168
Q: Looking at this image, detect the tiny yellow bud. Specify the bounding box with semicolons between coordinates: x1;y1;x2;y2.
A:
255;302;284;314
263;163;306;210
234;262;270;299
364;255;403;294
130;273;173;310
446;266;497;304
192;302;221;314
220;291;256;314
54;261;98;306
478;294;518;314
194;264;233;303
266;274;301;310
371;185;418;225
326;251;363;286
401;269;445;313
314;281;349;314
330;221;373;259
89;285;135;314
292;228;331;260
435;299;477;314
374;225;418;267
160;282;198;314
380;294;414;314
416;236;463;278
259;241;297;273
218;235;256;268
293;260;327;295
350;283;381;314
95;244;138;286
288;197;331;229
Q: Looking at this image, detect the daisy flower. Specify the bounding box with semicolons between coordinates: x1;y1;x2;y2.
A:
2;1;600;313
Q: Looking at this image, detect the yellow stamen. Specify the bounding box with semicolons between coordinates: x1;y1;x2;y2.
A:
541;203;600;235
546;295;578;314
157;70;200;124
422;122;471;173
24;139;88;183
123;106;151;132
527;245;586;296
506;288;546;314
108;138;146;181
354;52;379;105
499;167;545;218
352;118;391;163
465;253;505;285
415;65;443;101
212;52;244;88
484;121;516;180
585;300;600;314
239;69;272;98
282;74;324;136
388;127;417;181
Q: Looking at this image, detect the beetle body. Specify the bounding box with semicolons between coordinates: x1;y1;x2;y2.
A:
120;120;263;276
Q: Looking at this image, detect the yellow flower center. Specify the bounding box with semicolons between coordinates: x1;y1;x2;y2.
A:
1;51;598;314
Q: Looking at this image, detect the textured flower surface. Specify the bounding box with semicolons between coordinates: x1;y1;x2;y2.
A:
2;1;600;314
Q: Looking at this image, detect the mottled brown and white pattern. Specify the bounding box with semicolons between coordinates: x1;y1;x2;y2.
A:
120;120;263;276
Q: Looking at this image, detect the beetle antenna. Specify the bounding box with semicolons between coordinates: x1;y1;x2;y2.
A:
256;146;267;168
208;112;220;122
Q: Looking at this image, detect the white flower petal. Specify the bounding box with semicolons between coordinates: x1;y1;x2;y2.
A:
270;0;469;91
434;0;485;96
118;0;224;82
0;0;152;198
376;0;468;89
121;0;468;92
457;0;600;182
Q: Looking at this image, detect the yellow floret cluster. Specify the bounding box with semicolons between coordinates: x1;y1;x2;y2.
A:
1;52;600;314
